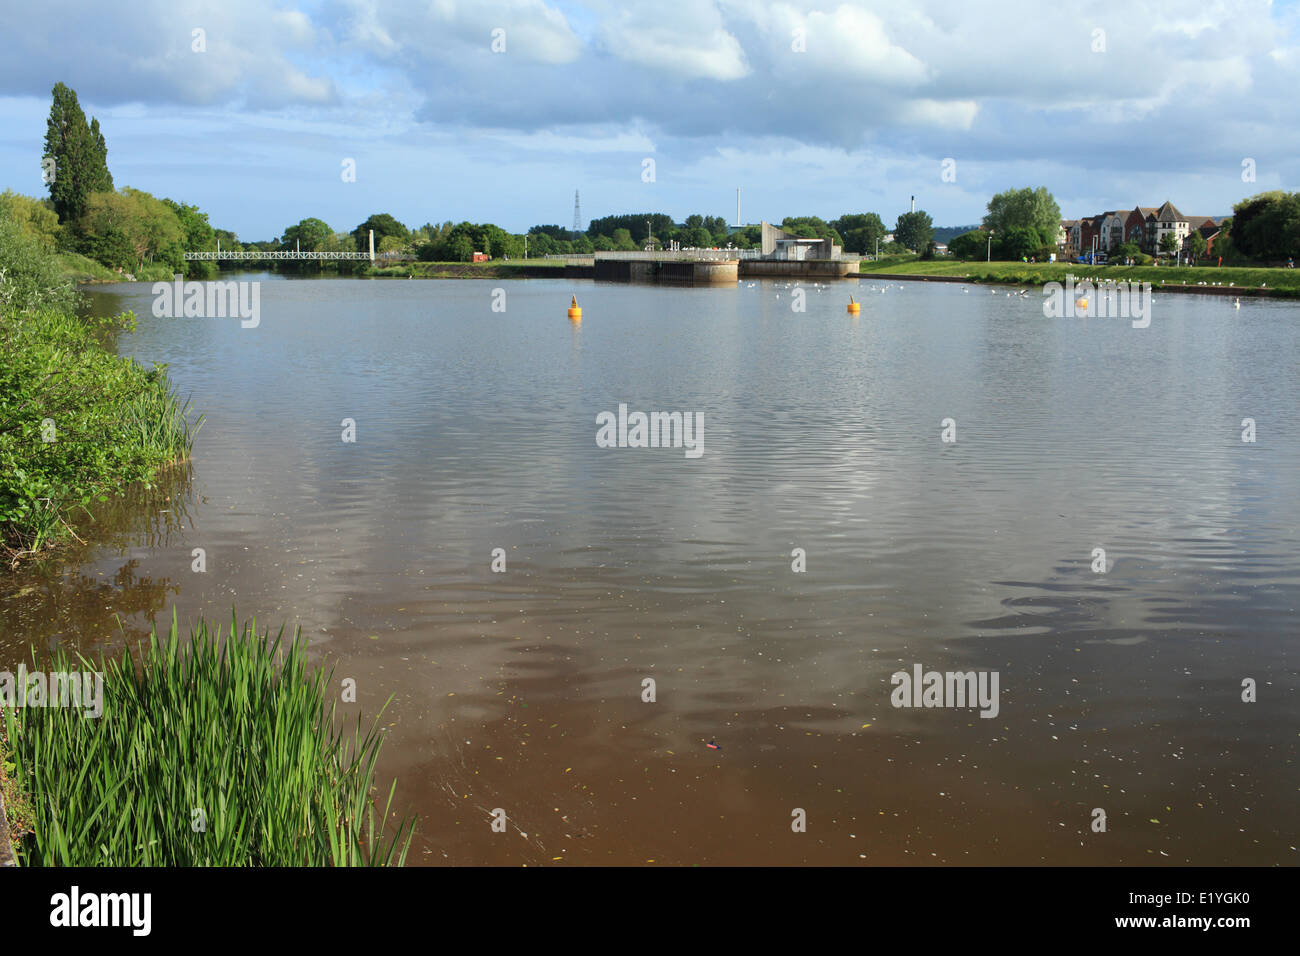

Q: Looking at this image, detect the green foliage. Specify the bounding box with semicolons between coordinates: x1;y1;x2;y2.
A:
526;230;559;256
947;229;988;260
0;307;199;559
859;258;1300;297
997;226;1041;260
3;611;415;866
281;217;333;253
528;224;570;240
52;251;119;283
0;192;61;252
681;226;712;248
894;210;934;252
413;222;522;261
77;188;184;272
352;213;409;255
1159;233;1179;255
586;213;675;244
0;214;80;315
833;213;886;255
43;83;114;224
780;216;838;243
983;187;1061;247
162;198;217;277
0;208;198;559
1231;192;1300;260
213;228;241;250
1112;241;1141;262
79;226;137;272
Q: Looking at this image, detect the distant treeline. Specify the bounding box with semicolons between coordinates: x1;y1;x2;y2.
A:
17;83;1299;279
235;211;910;266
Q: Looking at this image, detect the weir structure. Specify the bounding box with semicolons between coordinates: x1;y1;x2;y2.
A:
583;220;861;284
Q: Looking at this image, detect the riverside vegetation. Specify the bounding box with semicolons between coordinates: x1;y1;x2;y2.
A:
859;255;1300;297
0;213;198;564
0;200;414;868
3;612;414;866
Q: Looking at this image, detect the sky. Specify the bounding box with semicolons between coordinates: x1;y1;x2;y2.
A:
1;0;1297;240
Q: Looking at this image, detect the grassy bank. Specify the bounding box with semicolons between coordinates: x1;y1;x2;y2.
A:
1;214;199;564
55;253;177;285
861;257;1300;297
2;612;414;866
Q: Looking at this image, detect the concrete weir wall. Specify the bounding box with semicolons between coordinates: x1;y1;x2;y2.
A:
739;259;861;279
594;258;738;284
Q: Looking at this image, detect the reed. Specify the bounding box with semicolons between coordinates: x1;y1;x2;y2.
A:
2;611;415;866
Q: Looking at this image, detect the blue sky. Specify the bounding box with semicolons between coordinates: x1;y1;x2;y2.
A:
1;0;1298;240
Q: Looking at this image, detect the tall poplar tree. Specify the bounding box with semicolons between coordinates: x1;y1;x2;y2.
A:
43;82;113;223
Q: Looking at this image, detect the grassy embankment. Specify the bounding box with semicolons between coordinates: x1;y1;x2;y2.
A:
0;217;199;565
3;612;414;866
54;251;176;284
861;255;1300;297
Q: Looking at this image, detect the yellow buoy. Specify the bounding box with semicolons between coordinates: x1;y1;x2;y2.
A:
1076;297;1088;310
847;296;861;314
567;294;582;321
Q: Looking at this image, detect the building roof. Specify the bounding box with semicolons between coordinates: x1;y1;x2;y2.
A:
1153;201;1186;222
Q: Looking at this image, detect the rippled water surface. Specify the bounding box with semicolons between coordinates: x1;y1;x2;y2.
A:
4;275;1296;865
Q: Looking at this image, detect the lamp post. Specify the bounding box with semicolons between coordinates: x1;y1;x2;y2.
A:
987;229;994;263
646;220;652;252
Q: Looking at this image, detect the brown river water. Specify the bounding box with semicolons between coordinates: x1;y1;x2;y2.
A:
2;274;1296;865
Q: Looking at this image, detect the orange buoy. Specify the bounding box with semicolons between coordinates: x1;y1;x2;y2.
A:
1076;297;1088;310
567;294;582;321
847;296;861;314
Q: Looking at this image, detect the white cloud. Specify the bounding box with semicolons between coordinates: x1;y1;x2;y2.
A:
897;98;978;129
598;1;750;80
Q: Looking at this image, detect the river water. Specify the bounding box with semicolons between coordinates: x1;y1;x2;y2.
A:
3;274;1296;865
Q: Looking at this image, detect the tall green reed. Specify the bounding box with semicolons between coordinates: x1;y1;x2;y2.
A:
3;611;414;866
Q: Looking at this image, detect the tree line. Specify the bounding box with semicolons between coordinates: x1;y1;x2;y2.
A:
5;83;224;280
21;84;1299;276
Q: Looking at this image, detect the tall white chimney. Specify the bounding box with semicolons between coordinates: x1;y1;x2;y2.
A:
910;195;915;213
